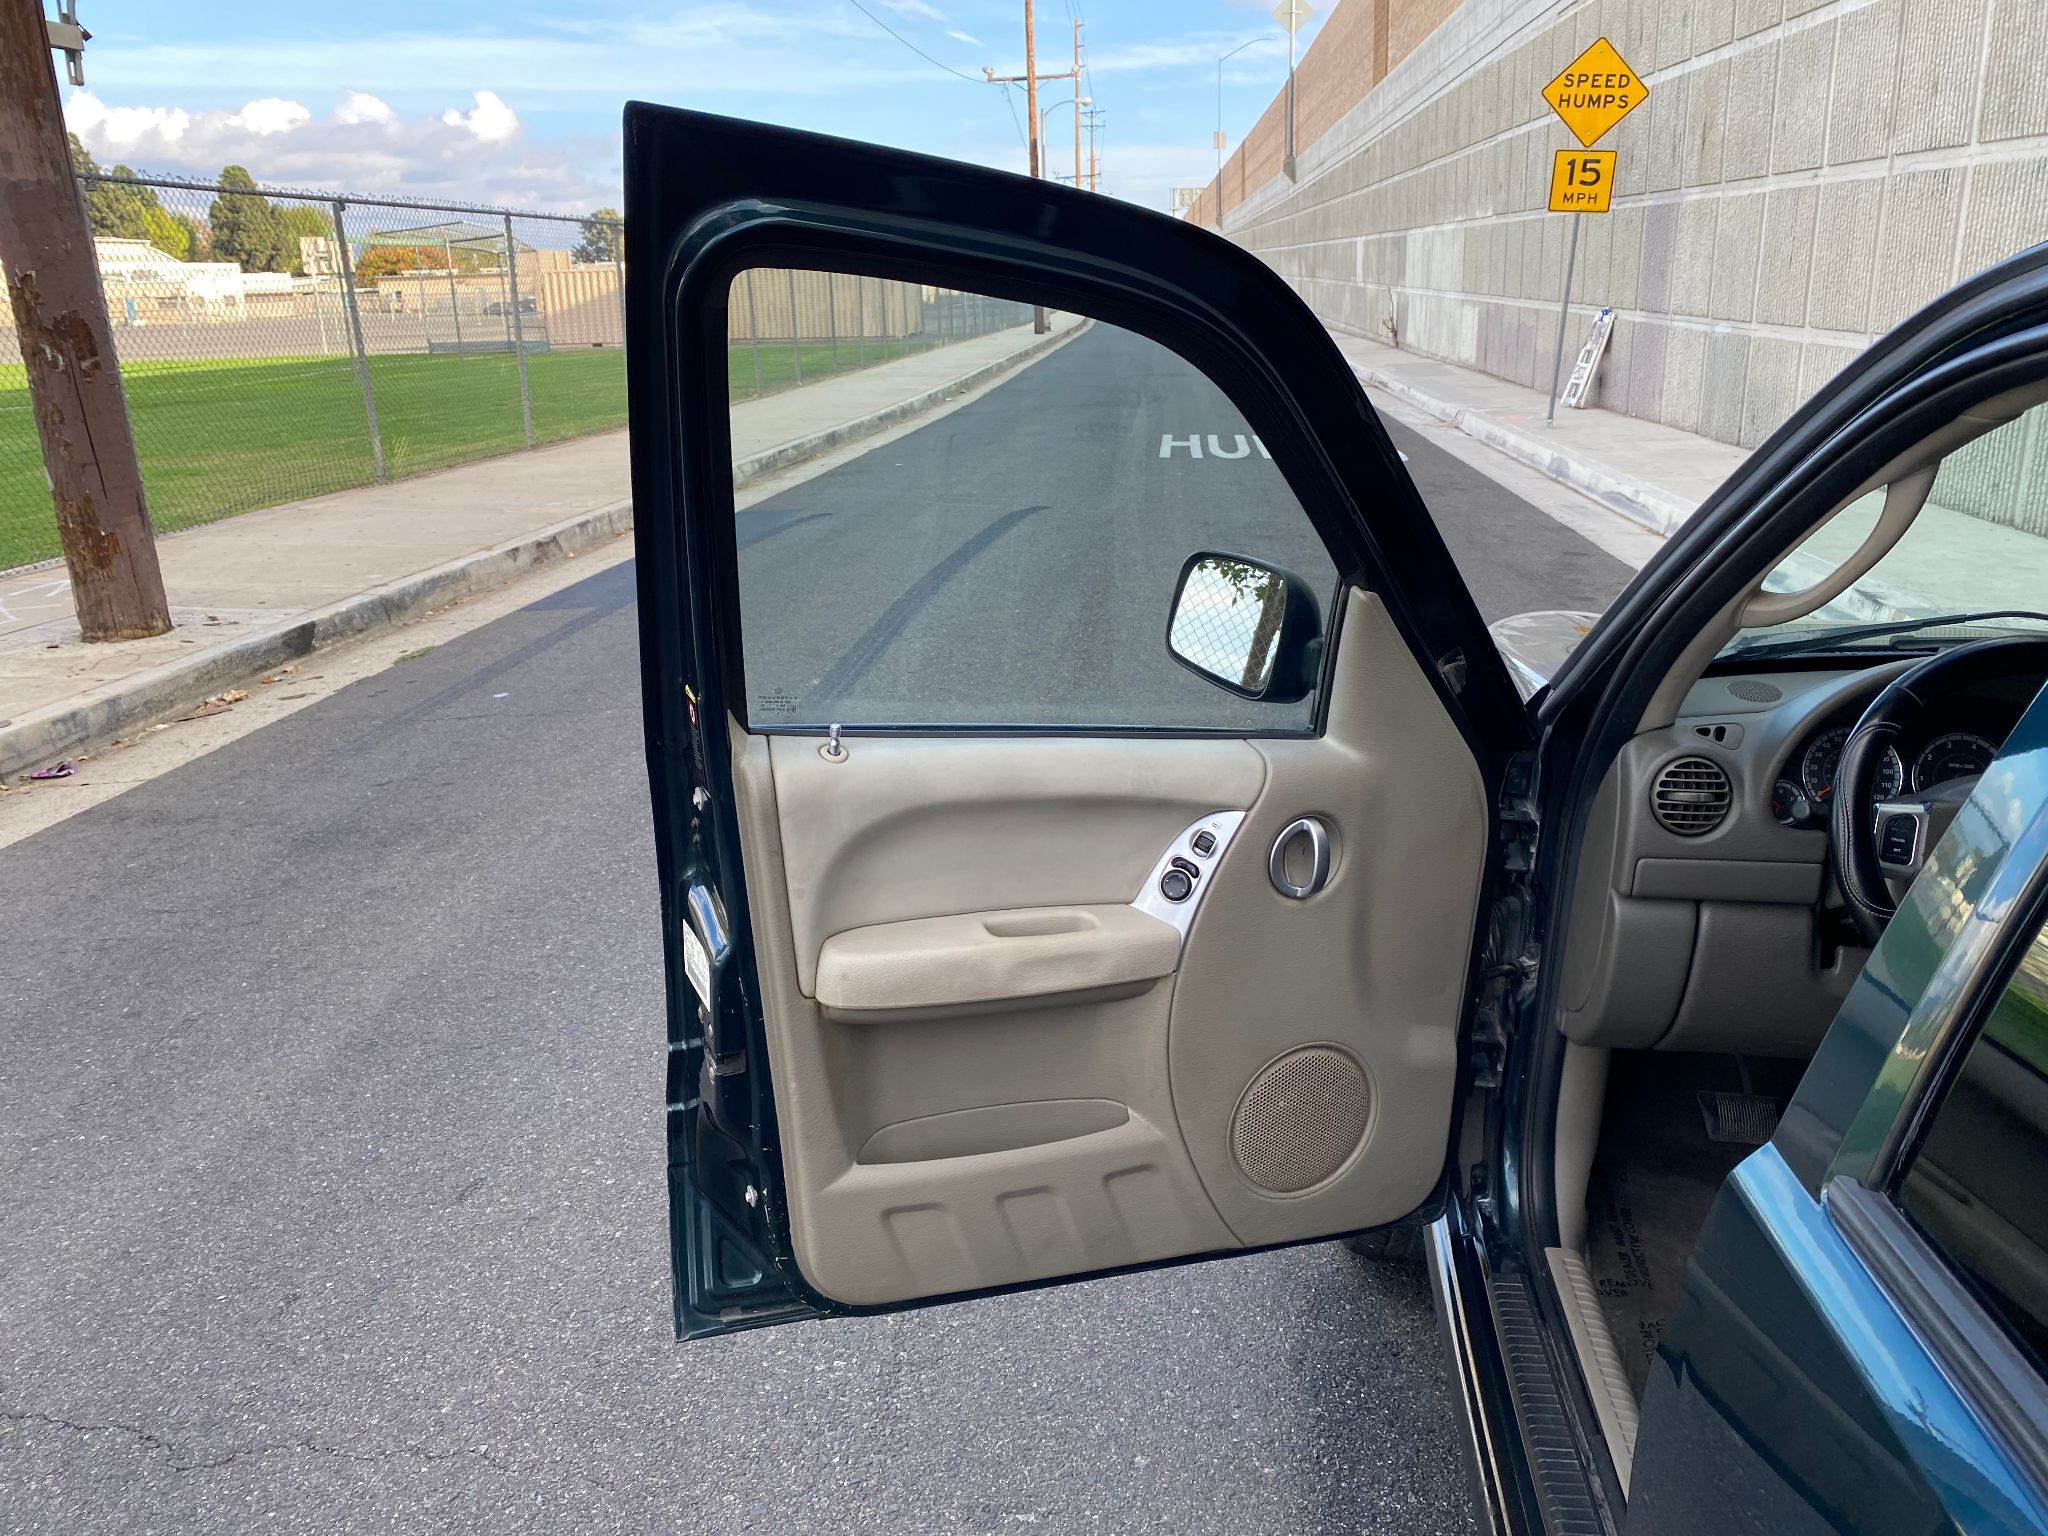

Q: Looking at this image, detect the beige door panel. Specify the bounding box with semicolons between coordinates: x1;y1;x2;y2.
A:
763;734;1268;995
1170;592;1488;1244
731;731;1246;1304
728;590;1486;1307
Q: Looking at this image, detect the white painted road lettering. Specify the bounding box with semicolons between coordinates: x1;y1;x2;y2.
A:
1159;433;1272;460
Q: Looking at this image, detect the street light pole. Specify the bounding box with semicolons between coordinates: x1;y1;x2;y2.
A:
1215;36;1279;175
1272;0;1316;181
1039;95;1090;175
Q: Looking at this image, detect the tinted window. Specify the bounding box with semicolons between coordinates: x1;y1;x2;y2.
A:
1897;912;2048;1369
725;269;1338;731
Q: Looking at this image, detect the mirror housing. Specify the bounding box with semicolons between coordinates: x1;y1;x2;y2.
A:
1166;551;1323;703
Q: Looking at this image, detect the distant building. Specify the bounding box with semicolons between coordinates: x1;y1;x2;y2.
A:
93;237;331;325
95;237;248;319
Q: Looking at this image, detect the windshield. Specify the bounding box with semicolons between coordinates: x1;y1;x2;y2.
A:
1721;402;2048;659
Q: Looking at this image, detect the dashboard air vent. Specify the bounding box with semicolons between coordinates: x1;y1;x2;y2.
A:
1651;756;1732;836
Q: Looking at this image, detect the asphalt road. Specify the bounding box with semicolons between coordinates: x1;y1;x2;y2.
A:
736;323;1632;731
0;339;1634;1534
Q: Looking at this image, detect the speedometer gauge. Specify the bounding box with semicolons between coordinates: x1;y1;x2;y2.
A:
1801;726;1903;806
1912;732;1996;789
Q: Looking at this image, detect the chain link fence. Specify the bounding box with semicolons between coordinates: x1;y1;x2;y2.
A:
0;172;625;574
1;171;1043;577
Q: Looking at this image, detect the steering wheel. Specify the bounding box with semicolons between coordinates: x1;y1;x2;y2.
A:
1833;636;2048;945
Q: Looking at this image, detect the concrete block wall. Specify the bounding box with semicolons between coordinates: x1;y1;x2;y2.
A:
1212;0;2048;450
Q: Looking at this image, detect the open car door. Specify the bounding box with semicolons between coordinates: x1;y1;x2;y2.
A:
625;104;1529;1338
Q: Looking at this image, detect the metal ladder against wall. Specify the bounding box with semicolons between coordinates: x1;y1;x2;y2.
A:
1559;306;1614;411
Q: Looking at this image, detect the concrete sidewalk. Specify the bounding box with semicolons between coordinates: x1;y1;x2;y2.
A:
0;315;1078;779
1331;333;1749;537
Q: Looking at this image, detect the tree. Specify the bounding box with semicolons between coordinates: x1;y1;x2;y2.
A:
66;139;192;259
207;165;293;273
178;213;212;260
355;244;445;283
572;207;622;264
275;203;337;274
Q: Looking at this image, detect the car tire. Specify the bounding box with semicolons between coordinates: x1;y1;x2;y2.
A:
1343;1226;1424;1263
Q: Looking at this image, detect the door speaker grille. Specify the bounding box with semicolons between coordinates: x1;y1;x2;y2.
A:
1231;1047;1371;1194
1651;755;1732;836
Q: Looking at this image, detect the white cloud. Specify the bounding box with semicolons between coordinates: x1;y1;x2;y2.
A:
63;87;614;212
64;93;194;148
945;29;983;47
334;90;395;125
441;90;520;143
877;0;947;21
228;97;311;136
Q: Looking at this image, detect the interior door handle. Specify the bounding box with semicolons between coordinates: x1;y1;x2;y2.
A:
1268;817;1332;899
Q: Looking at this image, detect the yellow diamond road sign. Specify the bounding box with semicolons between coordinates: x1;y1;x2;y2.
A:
1542;37;1647;148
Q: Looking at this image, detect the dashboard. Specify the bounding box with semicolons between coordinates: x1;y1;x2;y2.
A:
1771;682;2028;828
1559;659;2047;1060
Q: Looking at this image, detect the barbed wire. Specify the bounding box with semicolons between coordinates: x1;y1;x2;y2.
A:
76;169;613;226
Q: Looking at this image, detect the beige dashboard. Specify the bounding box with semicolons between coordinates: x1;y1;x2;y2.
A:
1559;663;1916;1057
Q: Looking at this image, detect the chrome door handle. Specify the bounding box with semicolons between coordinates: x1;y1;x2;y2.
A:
1268;817;1332;899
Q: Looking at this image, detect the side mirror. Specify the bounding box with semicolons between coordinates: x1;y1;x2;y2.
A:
1166;551;1323;703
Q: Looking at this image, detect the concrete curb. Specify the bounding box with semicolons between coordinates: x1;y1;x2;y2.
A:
1353;363;1696;538
0;323;1080;781
732;320;1085;485
0;499;632;782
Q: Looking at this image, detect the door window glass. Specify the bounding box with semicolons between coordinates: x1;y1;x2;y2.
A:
722;268;1338;731
1896;910;2048;1370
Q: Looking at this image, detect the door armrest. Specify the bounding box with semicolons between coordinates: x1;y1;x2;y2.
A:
814;905;1179;1013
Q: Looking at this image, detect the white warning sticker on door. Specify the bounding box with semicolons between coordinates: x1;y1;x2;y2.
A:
682;924;712;1010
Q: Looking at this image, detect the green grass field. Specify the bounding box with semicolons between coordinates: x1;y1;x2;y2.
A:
0;336;941;573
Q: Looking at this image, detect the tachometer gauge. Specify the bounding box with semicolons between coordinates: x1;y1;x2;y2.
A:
1913;731;1996;790
1801;726;1904;806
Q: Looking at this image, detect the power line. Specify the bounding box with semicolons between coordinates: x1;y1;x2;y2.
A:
843;0;985;83
999;81;1028;151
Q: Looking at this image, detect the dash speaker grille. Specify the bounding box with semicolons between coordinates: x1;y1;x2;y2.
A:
1231;1047;1371;1194
1727;679;1783;703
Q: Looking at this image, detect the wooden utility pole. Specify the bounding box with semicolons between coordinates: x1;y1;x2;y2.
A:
0;0;170;640
1023;0;1040;184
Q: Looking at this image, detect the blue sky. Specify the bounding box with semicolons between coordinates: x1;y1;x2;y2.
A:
61;0;1326;214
